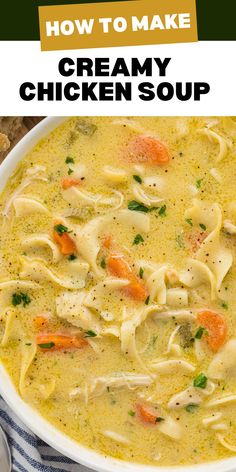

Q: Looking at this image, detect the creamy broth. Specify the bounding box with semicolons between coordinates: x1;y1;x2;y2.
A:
1;117;236;466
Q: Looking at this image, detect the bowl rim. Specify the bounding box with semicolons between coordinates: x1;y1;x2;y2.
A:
0;116;235;472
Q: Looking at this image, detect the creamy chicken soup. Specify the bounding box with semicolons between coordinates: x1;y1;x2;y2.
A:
1;117;236;466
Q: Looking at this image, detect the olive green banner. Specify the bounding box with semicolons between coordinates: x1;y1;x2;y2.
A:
1;0;236;40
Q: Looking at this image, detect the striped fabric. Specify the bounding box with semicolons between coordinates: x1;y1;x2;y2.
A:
0;398;91;472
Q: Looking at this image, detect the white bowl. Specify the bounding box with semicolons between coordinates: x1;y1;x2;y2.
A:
0;116;235;472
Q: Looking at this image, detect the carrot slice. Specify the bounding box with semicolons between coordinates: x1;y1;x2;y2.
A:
126;135;170;166
107;254;133;278
136;403;160;425
53;230;76;256
62;178;81;190
107;253;147;301
197;310;228;352
34;315;48;329
36;334;88;352
53;222;77;256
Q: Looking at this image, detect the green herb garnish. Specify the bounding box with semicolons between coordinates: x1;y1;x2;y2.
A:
139;267;144;279
21;293;31;307
68;254;77;261
193;373;208;389
221;302;228;310
128;201;149;213
185;404;199;413
84;330;97;338
133;175;142;184
158;205;167;217
128;410;135;417
155;417;165;423
12;292;31;307
194;326;208;339
38;342;55;349
133;234;144;245
199;223;207;231
54;223;70;235
68;168;74;175
145;295;150;305
196;178;203;189
100;258;106;269
128;200;160;213
12;293;22;306
185;218;193;227
65;156;74;164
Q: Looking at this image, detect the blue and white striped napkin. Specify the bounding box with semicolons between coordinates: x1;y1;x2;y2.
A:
0;397;92;472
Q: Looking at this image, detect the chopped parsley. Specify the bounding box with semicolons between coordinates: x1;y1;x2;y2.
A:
185;218;193;227
54;223;70;235
155;417;165;423
84;330;97;338
38;342;55;349
145;295;150;305
68;168;74;175
12;292;31;307
128;200;167;215
158;205;167;217
128;200;161;213
199;223;207;231
133;234;144;245
128;410;135;417
68;254;77;261
65;156;74;164
128;200;150;213
139;267;144;279
100;258;106;269
194;326;208;339
221;301;228;310
12;293;22;306
193;373;208;389
196;178;203;189
185;404;199;413
133;175;142;184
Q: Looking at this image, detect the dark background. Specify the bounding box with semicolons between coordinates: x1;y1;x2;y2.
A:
1;0;236;40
